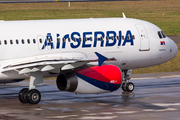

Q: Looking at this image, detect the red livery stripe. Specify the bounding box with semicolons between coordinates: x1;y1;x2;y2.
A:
76;65;122;84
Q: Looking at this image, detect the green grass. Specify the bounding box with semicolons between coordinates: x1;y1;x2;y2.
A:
0;0;179;74
0;0;179;35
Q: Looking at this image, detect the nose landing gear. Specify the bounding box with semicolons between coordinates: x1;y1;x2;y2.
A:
122;70;134;92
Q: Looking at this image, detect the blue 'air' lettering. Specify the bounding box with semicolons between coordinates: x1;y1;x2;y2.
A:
62;34;69;49
41;30;134;50
56;34;60;49
42;33;54;49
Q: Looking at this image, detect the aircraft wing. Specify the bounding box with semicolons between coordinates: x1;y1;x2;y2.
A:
2;53;116;74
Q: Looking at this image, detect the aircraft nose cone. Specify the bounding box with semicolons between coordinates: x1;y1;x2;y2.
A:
169;38;178;58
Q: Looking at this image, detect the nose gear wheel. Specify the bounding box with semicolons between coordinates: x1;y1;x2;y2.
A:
121;70;134;92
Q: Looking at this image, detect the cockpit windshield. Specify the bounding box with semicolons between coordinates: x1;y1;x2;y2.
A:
158;31;166;39
161;31;166;38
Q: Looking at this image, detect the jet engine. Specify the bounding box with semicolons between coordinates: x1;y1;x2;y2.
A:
56;65;122;94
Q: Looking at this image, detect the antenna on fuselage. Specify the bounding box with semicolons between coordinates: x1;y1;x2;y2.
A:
122;12;126;18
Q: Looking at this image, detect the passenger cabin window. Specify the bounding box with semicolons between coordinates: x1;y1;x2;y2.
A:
22;39;25;44
132;35;135;39
10;40;13;44
117;36;119;40
39;39;42;43
62;38;65;42
84;37;87;41
106;36;109;41
48;38;51;43
111;36;114;40
4;40;7;45
27;39;30;44
158;31;163;39
57;38;60;43
127;35;130;40
68;38;71;42
79;37;81;42
33;39;36;44
16;40;19;44
122;36;125;40
73;37;76;42
100;36;103;41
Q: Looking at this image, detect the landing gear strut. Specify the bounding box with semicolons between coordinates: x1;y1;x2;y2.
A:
122;70;134;92
18;71;43;104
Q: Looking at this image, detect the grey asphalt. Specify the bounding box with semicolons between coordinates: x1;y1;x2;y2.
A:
0;72;180;120
168;36;180;44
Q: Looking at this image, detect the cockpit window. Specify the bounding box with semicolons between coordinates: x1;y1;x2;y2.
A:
158;31;166;39
158;31;162;39
161;31;166;38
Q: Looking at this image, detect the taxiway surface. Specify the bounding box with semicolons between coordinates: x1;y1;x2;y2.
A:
0;73;180;120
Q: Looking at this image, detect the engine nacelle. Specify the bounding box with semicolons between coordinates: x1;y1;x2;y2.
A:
56;65;122;94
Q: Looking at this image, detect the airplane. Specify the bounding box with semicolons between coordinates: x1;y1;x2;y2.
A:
0;13;178;104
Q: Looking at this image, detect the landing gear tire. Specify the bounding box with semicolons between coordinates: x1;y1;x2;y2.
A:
126;82;134;92
122;82;127;91
26;89;41;104
122;70;134;92
18;88;28;103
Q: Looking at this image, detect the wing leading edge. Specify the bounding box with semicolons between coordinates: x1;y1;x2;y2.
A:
2;52;116;74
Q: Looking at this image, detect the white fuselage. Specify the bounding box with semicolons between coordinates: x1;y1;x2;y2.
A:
0;18;178;82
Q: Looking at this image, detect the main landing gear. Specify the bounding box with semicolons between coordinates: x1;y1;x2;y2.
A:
122;70;134;92
18;72;43;104
19;88;41;104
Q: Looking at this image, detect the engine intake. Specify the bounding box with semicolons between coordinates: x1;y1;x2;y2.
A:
56;65;122;94
56;72;78;92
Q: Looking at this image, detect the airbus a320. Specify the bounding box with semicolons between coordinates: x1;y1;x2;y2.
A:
0;14;178;104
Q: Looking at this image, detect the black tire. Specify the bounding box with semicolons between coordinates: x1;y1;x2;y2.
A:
122;82;127;91
26;89;41;104
126;82;134;92
18;88;29;103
